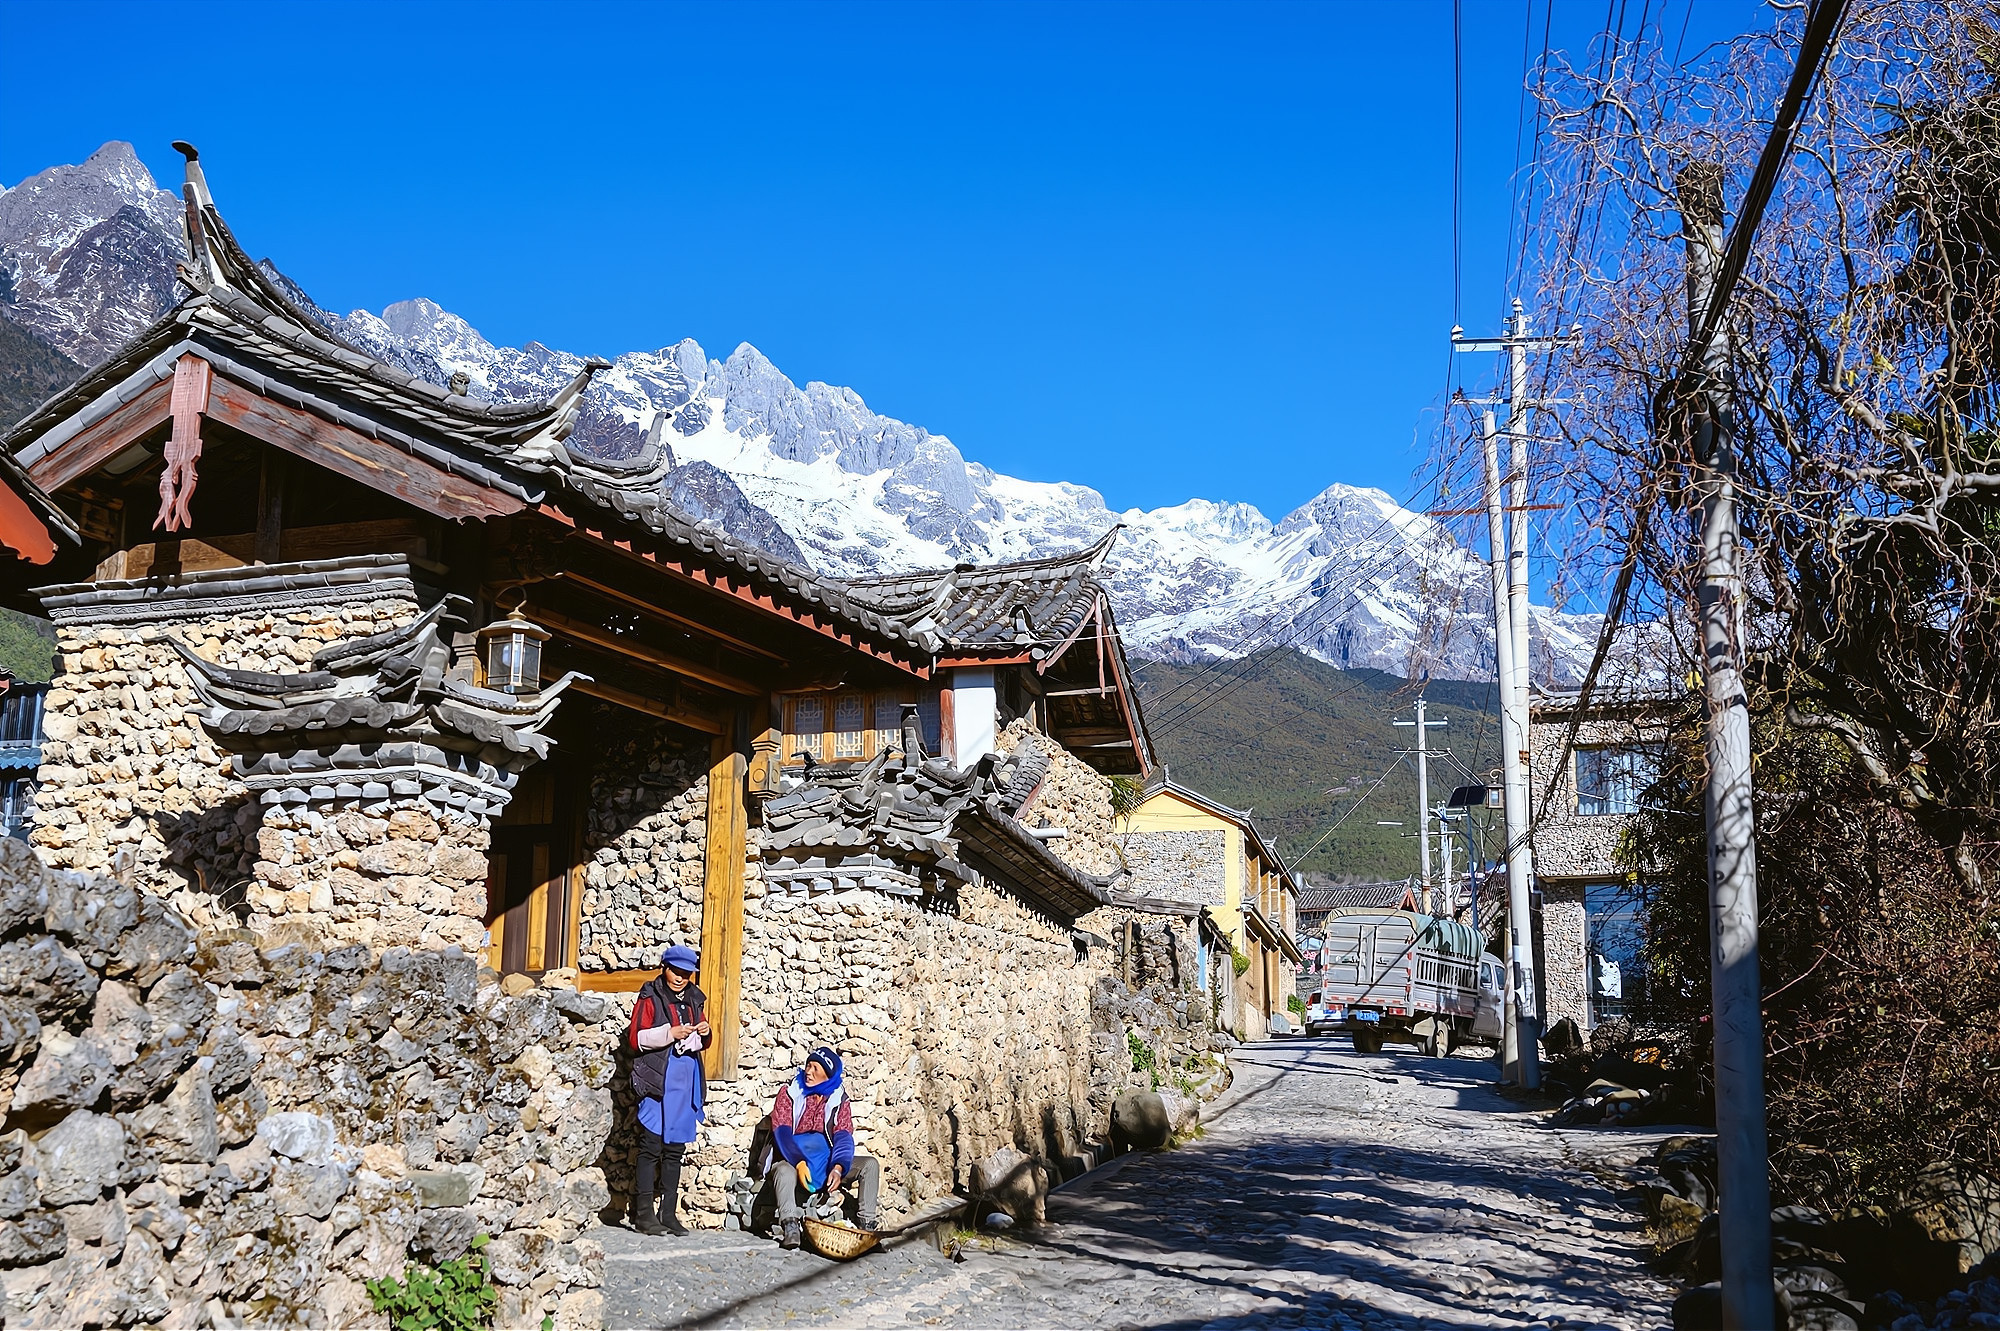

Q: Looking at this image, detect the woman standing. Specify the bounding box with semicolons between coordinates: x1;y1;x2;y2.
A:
627;943;711;1235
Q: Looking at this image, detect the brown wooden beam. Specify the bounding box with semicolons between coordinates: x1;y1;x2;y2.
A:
567;676;727;734
552;567;789;664
701;739;747;1081
524;602;765;696
1044;685;1116;698
546;513;931;680
28;379;173;493
205;376;523;521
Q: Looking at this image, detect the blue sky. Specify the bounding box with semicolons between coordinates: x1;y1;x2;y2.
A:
2;1;1758;522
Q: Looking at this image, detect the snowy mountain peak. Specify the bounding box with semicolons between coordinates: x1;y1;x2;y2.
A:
0;142;1601;685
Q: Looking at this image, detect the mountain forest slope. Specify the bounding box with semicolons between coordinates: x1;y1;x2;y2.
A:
1136;651;1502;880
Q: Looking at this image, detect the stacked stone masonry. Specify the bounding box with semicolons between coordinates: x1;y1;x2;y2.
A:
995;718;1118;876
575;717;711;974
0;839;615;1330
33;588;428;946
587;715;1225;1231
1111;829;1228;908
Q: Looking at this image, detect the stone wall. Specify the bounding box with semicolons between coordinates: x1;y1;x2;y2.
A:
246;801;490;954
575;717;712;972
33;580;420;936
995;718;1117;876
0;840;615;1330
1114;828;1228;907
602;875;1102;1228
1528;709;1666;882
1540;886;1588;1033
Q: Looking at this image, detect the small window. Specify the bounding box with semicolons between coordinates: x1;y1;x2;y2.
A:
832;694;865;759
874;696;904;753
791;695;823;761
1575;744;1662;816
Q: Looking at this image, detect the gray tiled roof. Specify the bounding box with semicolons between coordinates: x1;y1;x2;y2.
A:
1297;882;1415;913
839;527;1120;655
761;736;1114;922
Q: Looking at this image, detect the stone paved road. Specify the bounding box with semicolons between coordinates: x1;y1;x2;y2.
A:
598;1039;1681;1329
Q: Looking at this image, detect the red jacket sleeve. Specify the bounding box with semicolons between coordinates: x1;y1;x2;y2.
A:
628;996;653;1051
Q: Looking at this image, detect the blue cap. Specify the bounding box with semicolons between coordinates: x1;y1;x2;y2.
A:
661;944;699;973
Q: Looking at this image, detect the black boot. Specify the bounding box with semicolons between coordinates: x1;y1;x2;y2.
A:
659;1146;689;1236
630;1190;667;1236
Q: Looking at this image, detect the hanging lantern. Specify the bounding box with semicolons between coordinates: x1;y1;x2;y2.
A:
477;605;551;696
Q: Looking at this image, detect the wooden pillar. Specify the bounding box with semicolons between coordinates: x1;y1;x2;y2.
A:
255;450;287;564
747;694;783;799
700;734;748;1081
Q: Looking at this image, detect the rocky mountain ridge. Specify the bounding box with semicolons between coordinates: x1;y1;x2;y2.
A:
0;142;1601;683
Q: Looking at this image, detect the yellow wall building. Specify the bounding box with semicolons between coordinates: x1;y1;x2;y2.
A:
1115;780;1304;1038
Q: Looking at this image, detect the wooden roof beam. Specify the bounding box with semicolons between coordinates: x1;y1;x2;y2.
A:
552;517;930;679
28;379;172;494
550;568;789;664
522;601;766;696
568;676;726;734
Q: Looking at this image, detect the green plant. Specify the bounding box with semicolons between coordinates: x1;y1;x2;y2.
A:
1287;993;1305;1015
366;1235;500;1331
1231;949;1250;977
1126;1030;1159;1089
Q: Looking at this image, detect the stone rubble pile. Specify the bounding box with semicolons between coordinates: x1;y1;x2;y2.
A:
0;840;616;1330
1649;1137;2000;1331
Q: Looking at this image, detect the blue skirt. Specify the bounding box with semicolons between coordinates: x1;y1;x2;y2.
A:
638;1047;706;1143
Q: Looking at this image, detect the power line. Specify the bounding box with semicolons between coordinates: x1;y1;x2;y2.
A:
1145;458;1463;733
1453;0;1466;324
1287;755;1408;867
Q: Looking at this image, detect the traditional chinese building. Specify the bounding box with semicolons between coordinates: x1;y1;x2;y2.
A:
0;143;1210;1257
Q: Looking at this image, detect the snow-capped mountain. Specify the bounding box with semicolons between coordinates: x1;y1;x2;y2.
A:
0;143;1601;684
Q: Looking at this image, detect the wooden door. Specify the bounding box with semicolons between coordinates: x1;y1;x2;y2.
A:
485;763;579;976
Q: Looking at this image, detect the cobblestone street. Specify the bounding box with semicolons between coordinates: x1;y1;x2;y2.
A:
599;1038;1679;1329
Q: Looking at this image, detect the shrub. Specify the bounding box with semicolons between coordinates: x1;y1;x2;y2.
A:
1287;993;1305;1015
1231;949;1250;977
366;1235;506;1331
1126;1029;1159;1089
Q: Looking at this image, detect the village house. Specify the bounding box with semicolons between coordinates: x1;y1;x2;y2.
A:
1113;777;1305;1039
1528;686;1672;1031
0;145;1226;1328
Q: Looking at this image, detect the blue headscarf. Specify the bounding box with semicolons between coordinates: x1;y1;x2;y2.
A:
799;1045;843;1098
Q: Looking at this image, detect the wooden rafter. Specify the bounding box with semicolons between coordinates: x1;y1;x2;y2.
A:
545;511;930;679
567;676;726;734
522;601;766;696
205;377;523;521
27;379;173;493
552;567;789;664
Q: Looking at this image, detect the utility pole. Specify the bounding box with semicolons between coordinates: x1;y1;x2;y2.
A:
1479;405;1531;1083
1678;161;1773;1330
1453;304;1569;1089
1395;702;1448;914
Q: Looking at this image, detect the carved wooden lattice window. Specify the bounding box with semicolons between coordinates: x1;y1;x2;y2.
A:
790;695;823;761
784;688;943;765
832;694;866;759
873;696;904;753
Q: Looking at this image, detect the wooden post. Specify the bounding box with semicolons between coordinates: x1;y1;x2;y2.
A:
747;694;783;799
700;735;748;1081
255;449;287;564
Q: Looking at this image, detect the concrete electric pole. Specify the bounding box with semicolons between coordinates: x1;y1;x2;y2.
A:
1452;303;1569;1089
1678;161;1774;1330
1395;701;1448;915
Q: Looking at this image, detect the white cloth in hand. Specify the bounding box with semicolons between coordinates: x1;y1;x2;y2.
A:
675;1031;703;1054
634;1024;675;1052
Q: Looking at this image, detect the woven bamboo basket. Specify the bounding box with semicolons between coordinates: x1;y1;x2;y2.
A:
801;1217;880;1260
